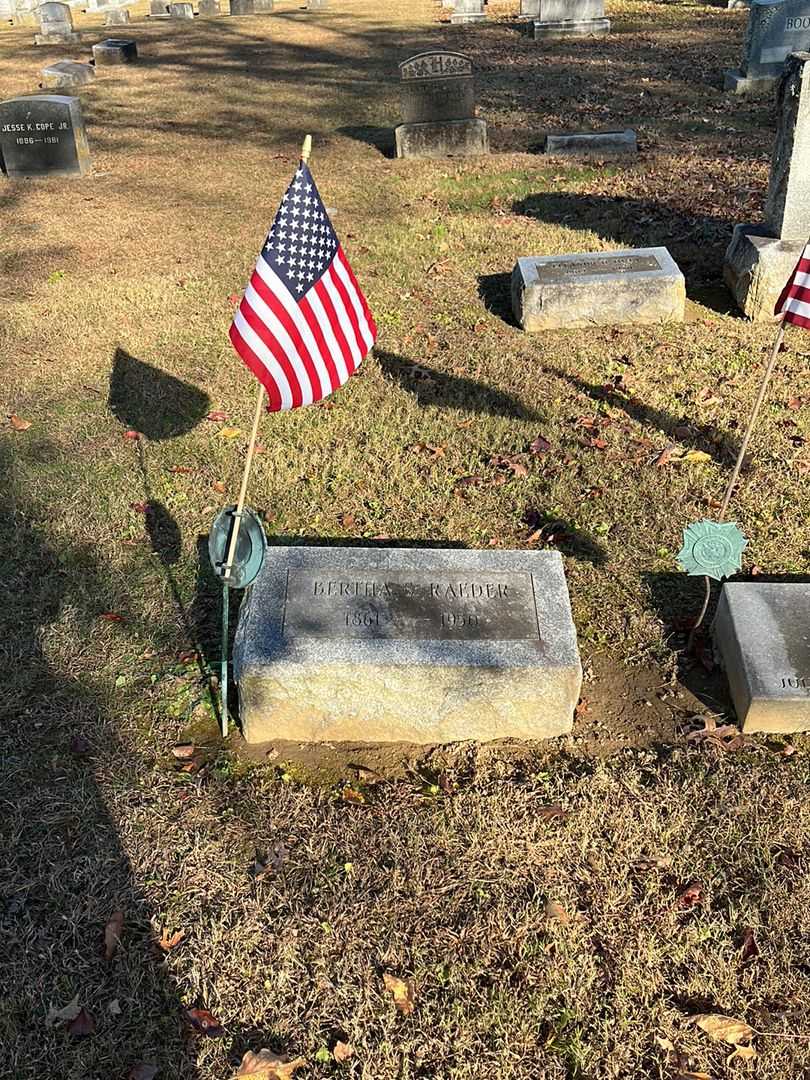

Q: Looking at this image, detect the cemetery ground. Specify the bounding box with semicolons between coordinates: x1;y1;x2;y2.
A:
2;0;810;1076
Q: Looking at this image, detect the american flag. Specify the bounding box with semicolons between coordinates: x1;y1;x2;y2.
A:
776;241;810;329
229;160;377;410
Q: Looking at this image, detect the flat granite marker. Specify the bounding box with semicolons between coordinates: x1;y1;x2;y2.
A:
545;129;637;158
233;547;582;744
35;1;81;43
714;583;810;733
724;52;810;319
0;94;90;178
92;37;137;63
40;59;95;87
725;0;810;94
529;0;609;37
512;247;685;330
395;51;488;159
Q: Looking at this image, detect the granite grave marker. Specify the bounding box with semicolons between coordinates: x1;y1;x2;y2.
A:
714;583;810;732
233;547;582;744
35;1;80;43
92;36;137;63
725;0;810;94
724;52;810;318
512;247;685;330
169;1;193;15
0;94;90;178
40;59;95;87
530;0;609;37
451;0;486;25
395;51;488;159
544;128;637;157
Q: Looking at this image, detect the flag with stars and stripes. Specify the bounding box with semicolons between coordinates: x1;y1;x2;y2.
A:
776;241;810;329
229;160;377;411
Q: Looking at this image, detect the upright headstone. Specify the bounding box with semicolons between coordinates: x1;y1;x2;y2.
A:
233;547;582;744
34;1;80;43
0;95;90;178
512;248;685;330
40;59;96;88
198;0;220;14
531;0;609;37
229;0;255;14
451;0;486;24
92;37;137;63
168;1;193;15
724;52;810;318
713;583;810;732
105;6;130;22
149;0;169;13
395;51;488;159
725;0;810;94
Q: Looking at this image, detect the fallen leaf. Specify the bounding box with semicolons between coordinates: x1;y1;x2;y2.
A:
99;612;126;623
676;1073;712;1080
219;426;242;439
228;293;240;305
104;910;124;961
9;414;32;431
383;973;416;1015
129;501;149;513
108;999;122;1015
168;465;194;474
337;512;357;529
685;715;745;752
212;481;226;494
590;436;608;450
171;744;196;760
634;854;673;872
575;698;591;717
333;1041;354;1062
653;444;680;466
46;995;82;1026
69;733;91;755
728;1044;757;1062
128;1065;159;1080
68;1008;95;1037
453;474;483;492
352;764;384;784
675;881;705;909
341;786;366;805
158;928;185;952
545;899;571;925
692;1013;755;1048
235;1050;307;1078
740;927;760;964
537;804;568;823
787;395;803;410
185;1008;224;1037
207;410;228;422
529;435;552;454
123;430;141;441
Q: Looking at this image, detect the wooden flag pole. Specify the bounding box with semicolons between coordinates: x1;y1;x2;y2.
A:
689;317;786;643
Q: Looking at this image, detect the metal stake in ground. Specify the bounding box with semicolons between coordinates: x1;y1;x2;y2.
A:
687;318;785;642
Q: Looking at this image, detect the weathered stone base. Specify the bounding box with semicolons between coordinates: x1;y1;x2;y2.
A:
92;37;138;63
723;224;804;321
512;246;685;331
450;10;486;21
234;547;582;745
41;59;96;87
533;16;609;37
713;583;810;734
545;128;636;158
35;31;82;44
395;117;488;159
724;68;777;95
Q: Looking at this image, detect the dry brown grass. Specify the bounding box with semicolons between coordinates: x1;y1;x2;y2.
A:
1;0;810;1075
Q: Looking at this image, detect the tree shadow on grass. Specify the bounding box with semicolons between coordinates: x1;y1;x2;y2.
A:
477;271;517;326
375;348;540;420
336;124;396;158
0;437;201;1080
547;367;739;464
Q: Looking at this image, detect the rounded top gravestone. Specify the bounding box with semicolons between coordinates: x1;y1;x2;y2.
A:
37;0;72;28
398;51;476;125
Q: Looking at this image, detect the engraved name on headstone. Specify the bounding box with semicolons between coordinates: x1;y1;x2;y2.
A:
0;94;90;178
534;253;660;281
726;0;810;92
282;570;541;641
399;51;475;124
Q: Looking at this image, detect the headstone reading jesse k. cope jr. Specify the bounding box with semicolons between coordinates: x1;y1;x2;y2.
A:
395;51;488;160
0;94;90;178
233;547;582;744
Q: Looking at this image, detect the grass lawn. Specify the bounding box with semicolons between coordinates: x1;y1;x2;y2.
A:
1;0;810;1075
